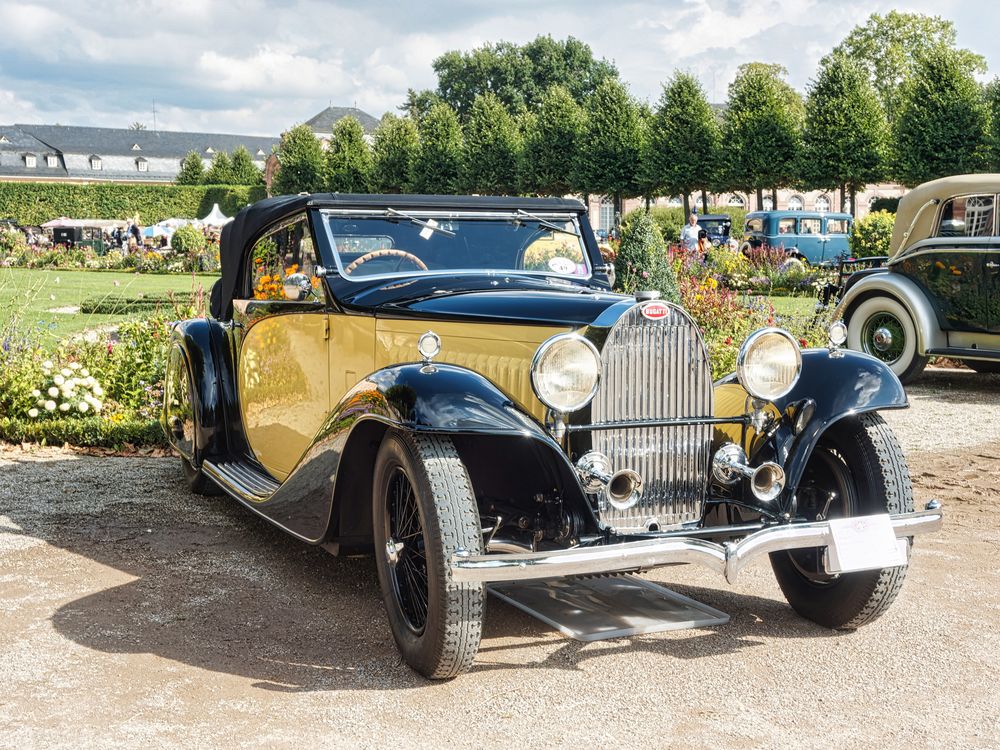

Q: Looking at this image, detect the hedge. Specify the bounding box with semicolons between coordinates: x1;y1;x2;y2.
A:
80;294;194;314
0;183;267;226
0;416;167;449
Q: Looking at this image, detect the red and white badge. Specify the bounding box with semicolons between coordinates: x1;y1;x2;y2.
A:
640;301;670;320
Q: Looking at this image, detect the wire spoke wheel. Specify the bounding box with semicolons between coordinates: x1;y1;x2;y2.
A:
861;312;906;364
385;467;429;633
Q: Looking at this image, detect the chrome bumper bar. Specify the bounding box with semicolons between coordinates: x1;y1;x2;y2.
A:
451;507;943;585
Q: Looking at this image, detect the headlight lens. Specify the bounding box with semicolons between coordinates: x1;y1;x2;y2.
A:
737;328;802;401
531;334;601;413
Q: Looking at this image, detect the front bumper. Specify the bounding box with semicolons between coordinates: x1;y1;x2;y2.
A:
451;507;943;585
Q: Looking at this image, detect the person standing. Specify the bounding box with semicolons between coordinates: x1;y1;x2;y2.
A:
680;213;699;250
696;229;712;259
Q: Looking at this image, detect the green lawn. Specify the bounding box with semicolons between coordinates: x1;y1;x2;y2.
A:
0;267;217;343
768;295;817;318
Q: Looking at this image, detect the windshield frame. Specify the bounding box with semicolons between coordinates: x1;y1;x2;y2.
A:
319;208;594;284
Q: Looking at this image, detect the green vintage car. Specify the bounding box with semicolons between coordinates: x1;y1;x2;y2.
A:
163;193;941;678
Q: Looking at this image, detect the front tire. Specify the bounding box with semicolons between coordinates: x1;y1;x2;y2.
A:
847;295;928;383
373;431;484;679
770;412;914;629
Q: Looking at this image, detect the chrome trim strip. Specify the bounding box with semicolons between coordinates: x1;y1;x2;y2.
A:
567;416;750;432
450;508;943;585
202;460;280;503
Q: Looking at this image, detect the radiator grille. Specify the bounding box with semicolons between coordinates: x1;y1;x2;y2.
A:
591;303;714;530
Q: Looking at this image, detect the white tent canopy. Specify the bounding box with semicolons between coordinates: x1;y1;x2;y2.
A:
200;204;232;226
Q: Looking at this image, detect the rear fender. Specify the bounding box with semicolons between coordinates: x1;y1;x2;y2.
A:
834;272;946;353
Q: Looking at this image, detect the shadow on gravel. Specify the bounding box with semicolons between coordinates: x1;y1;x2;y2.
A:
4;454;842;690
907;368;1000;404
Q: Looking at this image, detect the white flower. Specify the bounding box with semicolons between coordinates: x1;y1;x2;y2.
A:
61;368;71;377
53;374;65;386
31;389;41;398
47;386;59;397
44;400;56;411
78;401;90;413
27;408;39;418
59;402;70;412
69;362;81;370
93;385;104;396
93;402;102;413
81;369;90;377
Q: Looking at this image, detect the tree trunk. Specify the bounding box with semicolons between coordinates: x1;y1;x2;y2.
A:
701;189;709;213
771;188;778;209
839;185;847;213
683;192;691;219
755;187;763;210
614;193;623;227
849;184;857;218
645;195;651;211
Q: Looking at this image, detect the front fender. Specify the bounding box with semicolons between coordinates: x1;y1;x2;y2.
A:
834;271;946;352
773;348;908;503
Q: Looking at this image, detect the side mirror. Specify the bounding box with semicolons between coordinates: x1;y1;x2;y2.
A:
282;272;313;301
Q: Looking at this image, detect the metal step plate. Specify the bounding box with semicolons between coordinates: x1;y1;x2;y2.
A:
488;575;729;642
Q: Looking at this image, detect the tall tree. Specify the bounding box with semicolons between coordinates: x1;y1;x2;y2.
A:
519;85;585;196
647;72;721;217
833;11;986;124
722;63;803;208
893;45;990;186
800;54;887;216
204;151;234;185
175;150;205;186
325;116;372;193
429;35;617;118
272;123;325;195
229;145;264;186
371;113;419;193
400;89;443;121
411;102;464;194
462;93;521;194
574;78;644;220
986;79;1000;172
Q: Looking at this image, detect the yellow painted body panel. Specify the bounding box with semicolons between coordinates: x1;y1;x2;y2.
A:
713;381;777;451
375;319;572;421
329;314;378;408
239;313;331;481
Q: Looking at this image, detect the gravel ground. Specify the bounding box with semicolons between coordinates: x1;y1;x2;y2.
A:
2;368;999;749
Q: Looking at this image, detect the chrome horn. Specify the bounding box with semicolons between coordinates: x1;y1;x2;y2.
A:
712;443;786;503
576;451;643;510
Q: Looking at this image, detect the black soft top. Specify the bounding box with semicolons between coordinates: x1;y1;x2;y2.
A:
211;193;587;320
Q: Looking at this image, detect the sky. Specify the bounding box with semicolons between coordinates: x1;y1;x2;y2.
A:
0;1;996;136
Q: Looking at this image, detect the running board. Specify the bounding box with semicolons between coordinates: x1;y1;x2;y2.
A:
925;347;1000;361
202;459;280;502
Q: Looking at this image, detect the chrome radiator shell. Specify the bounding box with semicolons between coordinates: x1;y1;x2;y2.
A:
590;302;714;531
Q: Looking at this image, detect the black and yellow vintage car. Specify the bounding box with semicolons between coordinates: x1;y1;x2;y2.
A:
836;174;1000;381
163;194;942;678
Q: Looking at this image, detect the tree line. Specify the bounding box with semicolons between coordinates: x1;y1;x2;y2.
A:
269;13;1000;218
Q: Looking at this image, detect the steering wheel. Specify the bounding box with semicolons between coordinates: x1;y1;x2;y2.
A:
344;249;427;275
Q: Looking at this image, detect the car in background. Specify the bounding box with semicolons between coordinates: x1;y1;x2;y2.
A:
696;213;733;247
834;174;1000;382
742;210;853;265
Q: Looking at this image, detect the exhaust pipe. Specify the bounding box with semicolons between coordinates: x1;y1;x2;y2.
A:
576;452;643;510
712;443;786;503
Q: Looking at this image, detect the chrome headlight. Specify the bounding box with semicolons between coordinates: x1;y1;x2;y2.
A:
736;328;802;401
530;333;601;413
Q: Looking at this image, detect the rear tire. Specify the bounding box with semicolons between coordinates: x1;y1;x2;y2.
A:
373;431;484;679
847;296;928;383
770;412;914;630
181;455;222;496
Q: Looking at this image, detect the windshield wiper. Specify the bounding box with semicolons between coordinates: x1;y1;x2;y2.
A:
386;208;456;237
514;209;580;237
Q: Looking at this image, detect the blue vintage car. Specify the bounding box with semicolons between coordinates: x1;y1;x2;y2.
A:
742;210;853;265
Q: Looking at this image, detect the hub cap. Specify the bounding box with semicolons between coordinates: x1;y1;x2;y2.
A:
872;327;893;352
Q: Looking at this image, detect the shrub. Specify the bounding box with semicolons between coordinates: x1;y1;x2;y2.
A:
614;211;680;302
850;210;895;258
170;224;206;257
0;415;165;448
80;293;194;315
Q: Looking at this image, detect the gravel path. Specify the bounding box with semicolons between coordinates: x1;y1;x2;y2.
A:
2;369;998;749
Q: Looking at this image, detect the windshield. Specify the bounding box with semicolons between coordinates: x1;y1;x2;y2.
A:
321;210;590;281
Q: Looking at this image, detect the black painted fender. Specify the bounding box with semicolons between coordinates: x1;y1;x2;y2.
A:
162;318;238;466
746;348;908;510
260;362;591;543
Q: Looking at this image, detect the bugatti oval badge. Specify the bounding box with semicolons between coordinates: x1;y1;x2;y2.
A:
641;301;670;320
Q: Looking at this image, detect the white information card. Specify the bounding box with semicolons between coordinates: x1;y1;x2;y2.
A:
825;513;908;574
